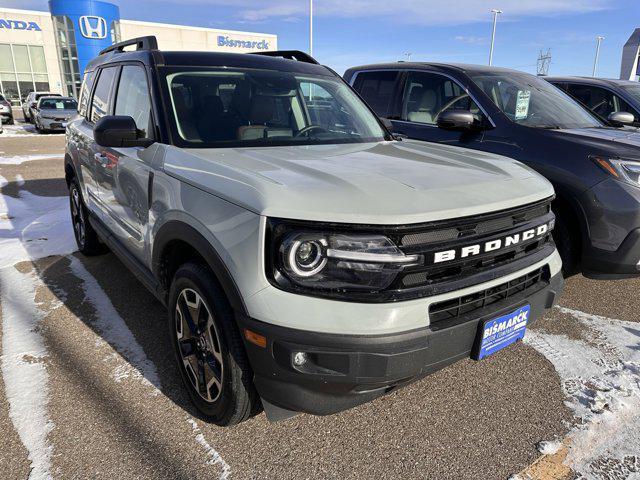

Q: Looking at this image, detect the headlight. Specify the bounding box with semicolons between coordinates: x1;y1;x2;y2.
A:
268;220;422;298
592;156;640;186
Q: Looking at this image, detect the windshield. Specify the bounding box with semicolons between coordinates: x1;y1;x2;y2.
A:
164;68;387;147
621;84;640;105
468;71;602;129
40;98;77;110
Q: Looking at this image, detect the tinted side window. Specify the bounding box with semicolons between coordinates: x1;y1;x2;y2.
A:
90;66;117;123
567;84;617;118
78;71;95;117
352;71;399;116
115;65;152;138
401;71;485;125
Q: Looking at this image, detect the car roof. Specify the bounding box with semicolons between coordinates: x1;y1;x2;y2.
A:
86;48;335;77
344;61;528;76
39;96;74;101
544;76;639;87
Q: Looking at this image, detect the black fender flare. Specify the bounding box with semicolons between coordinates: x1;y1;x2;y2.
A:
152;221;247;316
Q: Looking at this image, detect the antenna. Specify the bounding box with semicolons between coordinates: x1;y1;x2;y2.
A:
537;49;552;76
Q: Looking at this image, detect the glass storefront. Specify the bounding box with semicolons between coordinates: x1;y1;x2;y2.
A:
0;43;50;105
52;15;120;98
53;15;81;99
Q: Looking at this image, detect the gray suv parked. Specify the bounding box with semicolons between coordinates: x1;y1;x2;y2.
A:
65;37;563;426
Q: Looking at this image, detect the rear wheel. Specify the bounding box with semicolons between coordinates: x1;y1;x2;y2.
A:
69;179;107;256
168;262;260;426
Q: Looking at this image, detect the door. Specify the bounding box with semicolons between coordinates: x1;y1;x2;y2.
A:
81;66;118;215
96;64;155;262
566;83;640;125
351;70;401;117
391;71;487;146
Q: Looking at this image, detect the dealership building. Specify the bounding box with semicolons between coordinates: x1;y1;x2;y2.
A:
0;0;277;105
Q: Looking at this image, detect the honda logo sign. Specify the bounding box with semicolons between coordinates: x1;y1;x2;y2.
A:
79;16;107;40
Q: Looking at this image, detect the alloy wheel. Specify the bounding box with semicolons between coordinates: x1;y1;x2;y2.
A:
70;186;86;248
175;288;224;403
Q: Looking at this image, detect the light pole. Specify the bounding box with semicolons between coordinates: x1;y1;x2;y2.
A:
592;35;605;77
488;9;502;66
309;0;313;56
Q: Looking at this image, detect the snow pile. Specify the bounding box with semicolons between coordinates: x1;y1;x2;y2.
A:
187;418;231;479
0;124;65;137
0;154;62;165
0;174;77;267
525;307;640;478
68;256;161;394
537;440;563;456
0;266;54;479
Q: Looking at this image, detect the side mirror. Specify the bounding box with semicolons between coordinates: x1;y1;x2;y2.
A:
437;110;476;131
94;115;154;148
608;111;635;127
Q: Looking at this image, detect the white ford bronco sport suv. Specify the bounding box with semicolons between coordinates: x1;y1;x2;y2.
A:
64;37;563;426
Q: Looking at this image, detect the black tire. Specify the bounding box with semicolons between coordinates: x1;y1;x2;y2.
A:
7;118;13;125
168;262;260;426
69;179;108;256
552;207;580;277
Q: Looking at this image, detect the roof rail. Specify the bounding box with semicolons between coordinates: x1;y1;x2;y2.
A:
251;50;319;65
99;36;158;56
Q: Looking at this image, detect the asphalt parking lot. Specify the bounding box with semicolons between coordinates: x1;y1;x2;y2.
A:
1;116;639;480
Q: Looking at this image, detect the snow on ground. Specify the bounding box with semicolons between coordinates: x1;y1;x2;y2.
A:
0;154;62;165
67;256;161;393
537;440;563;456
0;124;64;138
0;265;54;480
187;418;231;479
0;174;77;268
525;307;640;478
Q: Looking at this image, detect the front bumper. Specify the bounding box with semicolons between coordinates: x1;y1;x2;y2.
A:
39;117;70;131
580;178;640;278
239;270;563;417
0;109;12;122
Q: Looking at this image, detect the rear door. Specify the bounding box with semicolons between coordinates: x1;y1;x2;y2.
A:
350;70;401;118
95;63;155;262
81;65;118;217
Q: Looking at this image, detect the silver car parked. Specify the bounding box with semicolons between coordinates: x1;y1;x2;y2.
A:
34;96;77;133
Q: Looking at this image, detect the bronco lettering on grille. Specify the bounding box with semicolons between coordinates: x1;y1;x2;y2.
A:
433;223;550;264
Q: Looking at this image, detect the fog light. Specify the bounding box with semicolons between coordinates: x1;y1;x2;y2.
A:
292;352;307;366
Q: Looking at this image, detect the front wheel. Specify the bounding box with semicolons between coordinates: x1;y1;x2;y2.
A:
552;208;580;277
168;263;260;426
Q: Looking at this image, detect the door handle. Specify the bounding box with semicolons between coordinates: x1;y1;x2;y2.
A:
94;153;109;167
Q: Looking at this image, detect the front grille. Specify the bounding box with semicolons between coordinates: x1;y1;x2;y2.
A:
399;202;550;247
388;198;555;298
428;266;548;326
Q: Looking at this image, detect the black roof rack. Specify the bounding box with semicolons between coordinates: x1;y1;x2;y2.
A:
251;50;319;65
99;36;158;56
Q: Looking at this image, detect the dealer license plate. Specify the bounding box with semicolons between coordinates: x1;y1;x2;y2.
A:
477;305;530;360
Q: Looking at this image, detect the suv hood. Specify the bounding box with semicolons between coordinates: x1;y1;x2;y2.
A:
163;140;553;224
40;109;76;117
558;126;640;150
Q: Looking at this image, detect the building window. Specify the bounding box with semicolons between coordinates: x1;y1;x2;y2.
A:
53;15;82;99
0;43;50;105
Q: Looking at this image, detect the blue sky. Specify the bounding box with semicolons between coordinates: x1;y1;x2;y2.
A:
7;0;640;77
